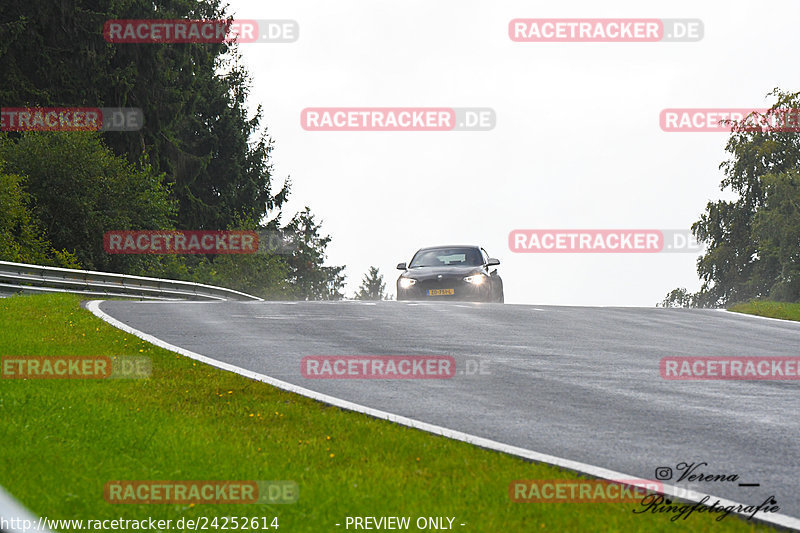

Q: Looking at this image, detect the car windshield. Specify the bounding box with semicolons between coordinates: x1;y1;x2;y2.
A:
409;248;483;268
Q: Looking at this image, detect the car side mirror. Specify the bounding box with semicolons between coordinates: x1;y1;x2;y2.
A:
396;262;407;270
486;258;500;267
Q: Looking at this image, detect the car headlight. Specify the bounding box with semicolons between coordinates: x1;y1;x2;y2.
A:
399;278;417;289
463;274;487;285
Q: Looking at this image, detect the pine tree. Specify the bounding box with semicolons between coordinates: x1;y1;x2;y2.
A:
355;267;386;300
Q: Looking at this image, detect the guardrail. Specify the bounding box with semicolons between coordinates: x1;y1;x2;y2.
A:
0;261;262;301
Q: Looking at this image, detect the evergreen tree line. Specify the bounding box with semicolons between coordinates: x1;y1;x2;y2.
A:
0;0;345;299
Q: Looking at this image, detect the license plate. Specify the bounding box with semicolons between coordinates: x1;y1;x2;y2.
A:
427;289;455;296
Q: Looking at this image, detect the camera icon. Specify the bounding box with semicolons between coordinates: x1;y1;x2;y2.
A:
655;467;673;480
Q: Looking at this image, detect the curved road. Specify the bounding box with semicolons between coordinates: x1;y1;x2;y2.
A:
95;300;800;525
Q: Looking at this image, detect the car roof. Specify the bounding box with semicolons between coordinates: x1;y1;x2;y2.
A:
416;245;482;251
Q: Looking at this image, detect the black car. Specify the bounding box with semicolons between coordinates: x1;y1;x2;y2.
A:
396;245;504;303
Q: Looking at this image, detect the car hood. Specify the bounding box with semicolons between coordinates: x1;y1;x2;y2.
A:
400;265;482;280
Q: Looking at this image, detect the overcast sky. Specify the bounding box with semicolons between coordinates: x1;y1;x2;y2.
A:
225;0;800;305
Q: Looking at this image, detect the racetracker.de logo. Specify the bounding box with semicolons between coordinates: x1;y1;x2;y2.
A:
660;108;800;132
103;481;298;504
1;356;150;379
1;107;143;132
301;356;456;379
103;19;298;43
509;19;703;42
660;357;800;380
508;230;702;253
301;108;495;131
509;479;663;503
104;230;258;254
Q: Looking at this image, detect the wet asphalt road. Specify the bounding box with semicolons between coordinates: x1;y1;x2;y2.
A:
97;300;800;521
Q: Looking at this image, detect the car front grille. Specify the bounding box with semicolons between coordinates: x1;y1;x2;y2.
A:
418;277;463;292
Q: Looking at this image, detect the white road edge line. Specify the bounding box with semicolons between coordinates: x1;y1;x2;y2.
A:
0;485;55;533
715;308;800;327
85;300;800;531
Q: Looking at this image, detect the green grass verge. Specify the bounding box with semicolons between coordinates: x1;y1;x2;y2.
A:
729;301;800;322
0;294;783;532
